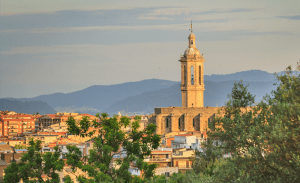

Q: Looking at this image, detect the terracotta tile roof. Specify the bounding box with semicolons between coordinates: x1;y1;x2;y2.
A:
46;114;56;118
1;140;25;142
48;138;80;147
176;134;193;136
2;119;34;121
0;159;8;166
151;151;172;153
37;132;67;135
0;144;13;151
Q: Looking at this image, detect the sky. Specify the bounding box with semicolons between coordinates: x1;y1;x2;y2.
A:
1;0;300;98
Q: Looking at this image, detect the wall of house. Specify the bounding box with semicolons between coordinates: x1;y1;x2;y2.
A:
154;167;178;176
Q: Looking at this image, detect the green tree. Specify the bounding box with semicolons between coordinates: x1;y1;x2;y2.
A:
4;139;65;183
65;113;161;183
14;144;27;149
208;64;300;182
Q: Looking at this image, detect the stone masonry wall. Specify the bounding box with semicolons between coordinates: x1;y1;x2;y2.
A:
149;106;226;135
154;167;178;176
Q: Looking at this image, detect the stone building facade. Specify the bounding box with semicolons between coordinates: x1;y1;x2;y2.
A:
149;24;224;135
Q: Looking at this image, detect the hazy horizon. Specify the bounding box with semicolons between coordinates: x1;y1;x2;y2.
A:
1;69;280;99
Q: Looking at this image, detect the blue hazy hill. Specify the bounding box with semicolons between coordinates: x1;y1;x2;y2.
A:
0;99;56;114
1;70;283;115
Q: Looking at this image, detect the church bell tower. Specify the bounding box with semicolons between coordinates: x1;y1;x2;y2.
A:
179;22;205;108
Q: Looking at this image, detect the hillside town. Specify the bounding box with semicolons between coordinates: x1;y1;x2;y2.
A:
1;4;299;180
0;109;223;182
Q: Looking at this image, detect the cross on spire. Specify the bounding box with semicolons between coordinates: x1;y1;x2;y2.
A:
190;20;193;32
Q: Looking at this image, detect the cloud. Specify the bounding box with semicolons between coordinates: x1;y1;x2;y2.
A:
147;9;190;16
1;45;76;55
1;24;189;34
0;6;182;32
0;11;57;16
148;8;257;16
278;15;300;20
137;16;172;20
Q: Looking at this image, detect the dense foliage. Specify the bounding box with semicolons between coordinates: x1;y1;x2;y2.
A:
14;144;27;149
64;114;161;183
4;140;64;183
203;64;300;182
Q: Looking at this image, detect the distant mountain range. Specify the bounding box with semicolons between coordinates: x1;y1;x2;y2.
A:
0;70;283;115
0;99;56;114
205;69;278;82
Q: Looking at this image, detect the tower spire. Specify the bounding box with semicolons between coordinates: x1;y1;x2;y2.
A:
190;20;193;32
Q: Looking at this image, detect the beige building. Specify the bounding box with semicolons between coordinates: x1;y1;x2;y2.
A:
144;148;172;168
149;24;224;135
25;134;59;146
172;148;194;172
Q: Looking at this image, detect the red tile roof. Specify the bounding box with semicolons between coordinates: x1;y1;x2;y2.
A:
151;151;172;153
176;134;193;136
37;132;67;135
46;114;56;118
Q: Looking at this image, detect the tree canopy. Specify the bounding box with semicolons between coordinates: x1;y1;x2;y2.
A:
203;64;300;182
4;140;64;183
64;113;161;183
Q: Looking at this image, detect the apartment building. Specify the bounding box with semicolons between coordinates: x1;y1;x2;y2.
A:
0;114;35;137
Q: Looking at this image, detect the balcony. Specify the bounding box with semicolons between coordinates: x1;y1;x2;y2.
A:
175;165;192;169
144;158;171;162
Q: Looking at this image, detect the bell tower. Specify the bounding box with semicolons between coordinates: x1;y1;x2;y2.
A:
179;22;205;108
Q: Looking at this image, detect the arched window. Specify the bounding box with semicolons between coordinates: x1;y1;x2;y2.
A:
166;118;169;128
193;118;195;127
191;66;194;85
191;40;193;45
184;66;187;85
178;118;181;128
199;66;201;85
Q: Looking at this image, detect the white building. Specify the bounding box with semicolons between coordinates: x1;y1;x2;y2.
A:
171;134;205;150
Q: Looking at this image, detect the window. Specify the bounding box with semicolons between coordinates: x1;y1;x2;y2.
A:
113;155;120;158
199;66;201;85
193;118;195;127
166;118;169;128
191;66;194;85
184;66;187;85
191;40;193;45
178;118;181;128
